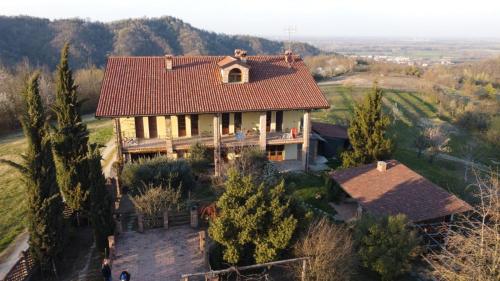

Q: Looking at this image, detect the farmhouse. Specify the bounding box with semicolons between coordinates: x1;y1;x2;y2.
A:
330;160;472;223
96;49;329;174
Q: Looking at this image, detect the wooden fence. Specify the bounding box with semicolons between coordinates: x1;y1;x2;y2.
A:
1;250;36;281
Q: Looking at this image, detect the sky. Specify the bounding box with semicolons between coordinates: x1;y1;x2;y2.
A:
0;0;499;38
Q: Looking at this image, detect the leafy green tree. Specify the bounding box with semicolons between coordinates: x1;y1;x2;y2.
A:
354;214;420;281
1;73;64;274
87;144;114;251
52;43;90;213
209;168;297;264
342;84;392;167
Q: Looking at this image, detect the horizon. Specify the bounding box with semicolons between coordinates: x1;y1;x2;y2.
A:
1;0;499;39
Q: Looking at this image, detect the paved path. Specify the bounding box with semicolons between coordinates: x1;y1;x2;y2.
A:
112;227;206;281
101;139;117;178
0;232;29;279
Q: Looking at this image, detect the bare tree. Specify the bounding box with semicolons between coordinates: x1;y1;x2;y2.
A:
427;170;499;280
294;218;354;281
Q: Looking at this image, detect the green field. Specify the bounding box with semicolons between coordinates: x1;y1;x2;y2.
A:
314;85;483;202
0;117;113;253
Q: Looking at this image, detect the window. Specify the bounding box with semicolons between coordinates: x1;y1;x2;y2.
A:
275;111;283;132
228;68;242;83
135;117;144;139
178;115;186;137
266;111;272;132
190;115;199;136
148;116;157;138
222;113;230;135
234;112;242;132
266;145;285;161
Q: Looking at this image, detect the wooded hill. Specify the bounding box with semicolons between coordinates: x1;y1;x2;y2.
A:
0;15;321;69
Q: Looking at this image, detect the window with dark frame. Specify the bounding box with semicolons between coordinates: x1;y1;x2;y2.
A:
275;111;283;132
234;112;242;132
190;114;199;136
266;111;272;132
228;68;242;83
148;116;158;138
135;117;144;139
222;113;230;135
178;115;186;137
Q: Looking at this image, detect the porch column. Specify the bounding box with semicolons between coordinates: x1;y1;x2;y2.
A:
302;111;311;171
259;112;267;150
213;114;222;176
114;118;123;162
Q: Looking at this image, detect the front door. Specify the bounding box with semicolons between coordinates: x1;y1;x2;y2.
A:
148;116;157;138
135;117;144;139
178;115;186;137
222;113;230;135
276;111;283;132
266;145;284;161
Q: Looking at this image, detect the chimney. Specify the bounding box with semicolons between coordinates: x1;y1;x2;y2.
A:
377;161;387;172
284;50;293;65
234;49;248;62
165;55;173;70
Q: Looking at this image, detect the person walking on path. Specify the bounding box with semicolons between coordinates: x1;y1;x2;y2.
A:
101;259;112;281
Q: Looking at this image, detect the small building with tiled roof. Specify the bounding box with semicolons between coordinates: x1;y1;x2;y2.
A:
96;49;330;174
330;160;472;223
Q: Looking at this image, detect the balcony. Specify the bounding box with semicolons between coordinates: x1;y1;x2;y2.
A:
121;131;304;153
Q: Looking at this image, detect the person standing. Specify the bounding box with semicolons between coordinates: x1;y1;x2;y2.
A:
101;259;112;281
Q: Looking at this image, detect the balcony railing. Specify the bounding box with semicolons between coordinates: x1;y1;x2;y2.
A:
120;130;303;152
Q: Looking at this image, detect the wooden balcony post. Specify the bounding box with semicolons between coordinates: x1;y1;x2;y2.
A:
259;112;267;150
302;111;311;171
213;114;222;176
114;118;123;162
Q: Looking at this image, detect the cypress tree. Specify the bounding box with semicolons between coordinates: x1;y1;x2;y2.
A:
341;83;392;168
1;73;64;274
52;43;90;213
87;144;114;251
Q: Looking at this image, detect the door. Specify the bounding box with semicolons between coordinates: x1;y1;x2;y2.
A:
266;145;284;161
148;116;157;138
234;112;242;132
275;111;283;132
135;117;144;139
222;113;230;135
190;114;199;136
178;115;186;137
266;111;272;132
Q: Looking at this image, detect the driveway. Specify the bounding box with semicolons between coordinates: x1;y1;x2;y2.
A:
111;226;207;281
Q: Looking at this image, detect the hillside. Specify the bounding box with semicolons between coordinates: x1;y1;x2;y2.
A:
0;16;321;69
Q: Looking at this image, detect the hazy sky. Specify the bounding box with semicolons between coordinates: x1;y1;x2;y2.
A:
1;0;499;38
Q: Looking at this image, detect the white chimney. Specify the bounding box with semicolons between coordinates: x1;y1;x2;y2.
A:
165;55;173;70
377;161;387;172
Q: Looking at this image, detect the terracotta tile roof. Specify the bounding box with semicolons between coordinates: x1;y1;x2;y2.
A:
312;122;348;139
96;55;329;117
331;160;472;222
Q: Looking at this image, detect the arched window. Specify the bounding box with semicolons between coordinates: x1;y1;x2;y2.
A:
228;68;242;83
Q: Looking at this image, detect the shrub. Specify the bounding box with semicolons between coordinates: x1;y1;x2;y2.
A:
455;111;490;132
294;218;354;281
131;184;182;216
354;214;420;281
120;156;194;195
187;142;212;174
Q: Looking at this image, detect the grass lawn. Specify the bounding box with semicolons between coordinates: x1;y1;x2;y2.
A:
0;117;113;253
315;85;479;202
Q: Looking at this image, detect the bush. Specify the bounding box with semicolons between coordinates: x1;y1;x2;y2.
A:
120;156;194;195
294;218;354;281
187;142;212;174
455;111;490;131
131;184;182;216
354;214;420;281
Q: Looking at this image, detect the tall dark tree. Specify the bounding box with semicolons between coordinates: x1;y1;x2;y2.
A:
87;144;114;251
342;84;392;168
1;73;64;274
52;43;90;213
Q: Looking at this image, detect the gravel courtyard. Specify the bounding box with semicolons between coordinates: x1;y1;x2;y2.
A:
112;226;207;281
